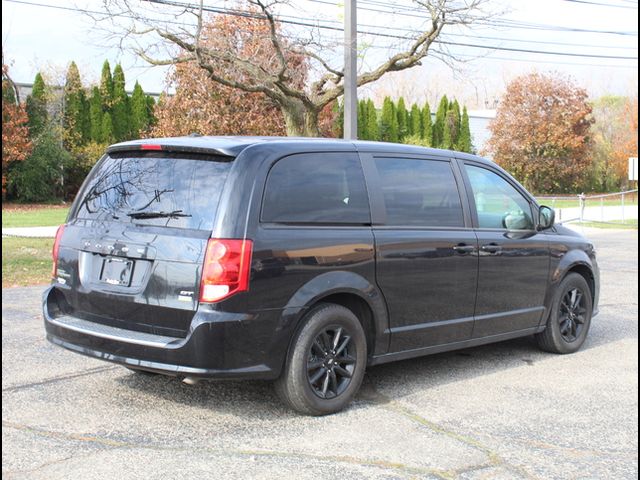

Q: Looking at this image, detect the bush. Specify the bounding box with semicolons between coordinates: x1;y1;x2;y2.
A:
402;134;431;147
7;128;70;202
64;141;107;199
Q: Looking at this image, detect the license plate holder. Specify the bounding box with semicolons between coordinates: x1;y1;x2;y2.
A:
100;257;134;286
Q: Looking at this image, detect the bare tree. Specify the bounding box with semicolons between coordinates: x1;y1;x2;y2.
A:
95;0;491;136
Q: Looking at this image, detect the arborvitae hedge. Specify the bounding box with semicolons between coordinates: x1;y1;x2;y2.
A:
89;87;103;143
380;97;398;143
111;64;130;142
63;62;89;148
396;97;409;141
333;96;472;152
25;73;47;138
99;60;113;110
421;102;432;146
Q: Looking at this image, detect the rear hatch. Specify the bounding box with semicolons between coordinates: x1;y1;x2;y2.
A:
53;149;234;338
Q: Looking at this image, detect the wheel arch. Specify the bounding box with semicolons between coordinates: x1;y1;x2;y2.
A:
565;263;596;303
541;249;597;327
313;292;377;356
279;271;390;371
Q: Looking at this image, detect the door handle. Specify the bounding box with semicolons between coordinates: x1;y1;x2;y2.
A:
453;244;475;254
481;243;502;254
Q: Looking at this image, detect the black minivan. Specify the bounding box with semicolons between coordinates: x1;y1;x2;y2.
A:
44;137;599;415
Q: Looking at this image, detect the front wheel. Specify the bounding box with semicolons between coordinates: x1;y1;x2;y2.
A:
536;273;593;354
275;303;367;416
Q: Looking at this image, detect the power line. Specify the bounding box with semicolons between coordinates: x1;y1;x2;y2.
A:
149;0;639;60
4;0;638;62
365;42;638;68
2;0;192;27
298;0;638;50
558;0;638;8
437;51;638;69
308;0;638;35
474;17;637;36
441;32;637;50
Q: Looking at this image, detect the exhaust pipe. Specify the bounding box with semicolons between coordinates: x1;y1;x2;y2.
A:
182;376;200;385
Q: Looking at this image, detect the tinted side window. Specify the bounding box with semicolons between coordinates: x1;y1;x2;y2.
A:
465;164;534;230
374;158;464;227
262;153;370;224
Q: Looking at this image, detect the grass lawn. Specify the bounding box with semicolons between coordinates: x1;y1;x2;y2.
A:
2;204;70;228
2;237;53;287
567;220;638;230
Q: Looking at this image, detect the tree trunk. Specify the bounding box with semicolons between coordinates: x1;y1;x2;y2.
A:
280;100;321;137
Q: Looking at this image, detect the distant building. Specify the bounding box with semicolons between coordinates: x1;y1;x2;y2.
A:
467;110;495;157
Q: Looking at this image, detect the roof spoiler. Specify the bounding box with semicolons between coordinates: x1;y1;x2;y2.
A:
106;143;236;158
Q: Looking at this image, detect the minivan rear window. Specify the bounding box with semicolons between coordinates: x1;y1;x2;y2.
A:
71;153;232;230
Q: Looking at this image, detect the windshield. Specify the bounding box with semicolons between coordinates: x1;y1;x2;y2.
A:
71;152;233;230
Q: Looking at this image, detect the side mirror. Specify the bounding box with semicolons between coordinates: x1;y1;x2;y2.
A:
538;205;555;230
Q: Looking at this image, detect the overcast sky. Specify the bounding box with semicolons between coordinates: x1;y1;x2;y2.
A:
2;0;638;107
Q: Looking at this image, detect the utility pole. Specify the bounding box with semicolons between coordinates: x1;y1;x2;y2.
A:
343;0;357;140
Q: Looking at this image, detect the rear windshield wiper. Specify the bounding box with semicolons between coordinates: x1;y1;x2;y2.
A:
126;209;192;219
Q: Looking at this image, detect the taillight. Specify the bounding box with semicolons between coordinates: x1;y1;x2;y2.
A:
199;239;253;303
140;144;162;151
52;225;65;278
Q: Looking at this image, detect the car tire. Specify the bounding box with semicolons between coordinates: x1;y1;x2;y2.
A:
536;273;593;354
275;303;367;416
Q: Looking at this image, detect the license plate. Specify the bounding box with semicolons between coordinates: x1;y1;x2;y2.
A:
100;257;134;286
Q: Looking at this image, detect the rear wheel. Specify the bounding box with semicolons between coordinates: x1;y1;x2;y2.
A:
536;273;593;354
275;303;367;416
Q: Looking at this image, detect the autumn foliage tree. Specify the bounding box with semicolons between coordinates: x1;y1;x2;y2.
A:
151;61;286;137
620;95;638;186
2;63;32;194
150;14;291;137
589;95;637;191
149;9;303;137
486;72;594;194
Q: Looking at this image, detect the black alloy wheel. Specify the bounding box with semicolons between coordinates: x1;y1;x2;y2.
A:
536;272;593;354
558;288;588;343
307;326;357;399
275;303;367;415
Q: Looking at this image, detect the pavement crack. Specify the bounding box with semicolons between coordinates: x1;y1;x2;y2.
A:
1;420;461;479
3;454;76;478
484;433;640;460
2;366;118;393
359;386;537;479
2;421;132;448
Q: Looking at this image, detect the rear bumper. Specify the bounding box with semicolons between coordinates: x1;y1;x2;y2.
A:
43;286;290;380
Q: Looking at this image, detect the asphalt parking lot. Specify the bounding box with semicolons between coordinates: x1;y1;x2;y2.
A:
2;227;638;479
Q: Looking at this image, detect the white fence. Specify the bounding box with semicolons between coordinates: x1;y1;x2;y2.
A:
537;190;638;227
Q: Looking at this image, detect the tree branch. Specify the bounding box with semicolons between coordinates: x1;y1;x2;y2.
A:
251;0;288;81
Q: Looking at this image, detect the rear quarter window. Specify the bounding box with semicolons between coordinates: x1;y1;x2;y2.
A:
261;152;370;225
